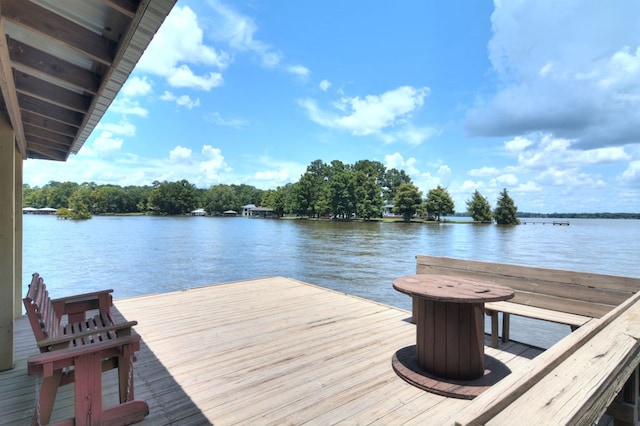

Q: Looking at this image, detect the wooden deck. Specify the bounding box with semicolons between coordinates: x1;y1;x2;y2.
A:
0;277;543;425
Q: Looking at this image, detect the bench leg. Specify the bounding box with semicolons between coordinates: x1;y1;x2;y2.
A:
487;310;499;349
502;313;510;343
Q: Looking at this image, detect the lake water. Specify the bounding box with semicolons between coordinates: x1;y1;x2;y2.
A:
22;215;640;348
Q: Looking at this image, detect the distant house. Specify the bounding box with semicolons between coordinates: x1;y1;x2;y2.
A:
248;207;275;218
190;208;207;216
382;204;396;217
242;204;256;216
222;210;238;217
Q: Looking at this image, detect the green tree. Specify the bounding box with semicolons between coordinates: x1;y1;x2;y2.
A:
148;180;199;215
466;190;493;223
23;184;47;208
232;184;263;207
352;160;384;220
494;188;520;225
355;171;383;220
278;183;297;215
393;183;422;222
204;184;240;214
294;159;330;217
424;185;455;221
328;167;357;220
43;181;79;208
382;168;412;203
58;192;92;220
261;188;285;216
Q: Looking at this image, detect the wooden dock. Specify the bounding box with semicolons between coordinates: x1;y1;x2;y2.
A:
521;220;570;225
0;277;543;425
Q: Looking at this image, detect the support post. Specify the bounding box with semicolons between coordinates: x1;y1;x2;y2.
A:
14;151;22;319
0;112;15;371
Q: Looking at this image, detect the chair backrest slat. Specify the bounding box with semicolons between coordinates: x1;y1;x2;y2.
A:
23;273;60;344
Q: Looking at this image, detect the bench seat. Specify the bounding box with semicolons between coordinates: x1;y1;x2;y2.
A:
484;300;593;348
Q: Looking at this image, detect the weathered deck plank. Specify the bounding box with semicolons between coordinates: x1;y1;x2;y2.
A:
1;277;544;425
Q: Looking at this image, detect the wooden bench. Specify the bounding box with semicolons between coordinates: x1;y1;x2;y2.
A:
453;290;640;425
23;273;148;426
415;256;640;348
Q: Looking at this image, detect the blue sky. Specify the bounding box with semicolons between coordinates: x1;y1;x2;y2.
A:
24;0;640;213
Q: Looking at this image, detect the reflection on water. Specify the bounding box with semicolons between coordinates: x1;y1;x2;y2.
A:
23;215;640;348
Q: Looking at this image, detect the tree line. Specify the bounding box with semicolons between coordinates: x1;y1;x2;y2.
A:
23;158;520;224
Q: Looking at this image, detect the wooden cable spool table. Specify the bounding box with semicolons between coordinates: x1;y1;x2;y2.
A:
392;274;514;398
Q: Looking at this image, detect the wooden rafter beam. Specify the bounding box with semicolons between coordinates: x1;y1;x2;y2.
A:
9;38;101;95
22;110;78;138
25;134;71;154
102;0;140;19
18;94;84;127
27;146;66;161
23;123;74;147
14;72;92;114
0;19;25;155
1;0;116;66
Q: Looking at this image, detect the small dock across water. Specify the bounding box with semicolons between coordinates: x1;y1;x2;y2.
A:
521;220;570;225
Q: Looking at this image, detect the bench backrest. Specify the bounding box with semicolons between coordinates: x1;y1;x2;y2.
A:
416;255;640;318
23;273;61;344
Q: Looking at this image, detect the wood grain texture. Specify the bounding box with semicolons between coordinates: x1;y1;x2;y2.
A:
1;277;545;425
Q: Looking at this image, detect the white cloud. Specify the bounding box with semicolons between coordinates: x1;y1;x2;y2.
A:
160;91;175;101
254;169;290;182
510;134;631;171
207;0;283;68
109;98;148;117
490;173;519;187
87;131;123;158
504;136;533;153
384;152;419;175
298;86;433;143
167;65;223;91
161;91;201;109
169;146;193;163
465;0;640;149
380;125;441;146
206;112;247;129
287;65;310;79
460;180;485;191
242;155;307;189
468;166;500;177
319;79;331;92
96;121;136;137
122;76;153;97
176;95;200;109
620;160;640;184
137;5;229;90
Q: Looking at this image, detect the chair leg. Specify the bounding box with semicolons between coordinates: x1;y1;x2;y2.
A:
33;370;62;426
118;352;134;403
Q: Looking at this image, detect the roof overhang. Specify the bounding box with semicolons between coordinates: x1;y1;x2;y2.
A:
0;0;176;161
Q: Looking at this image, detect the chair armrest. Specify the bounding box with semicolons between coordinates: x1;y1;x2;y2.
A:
37;320;138;351
51;289;114;317
28;334;141;377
